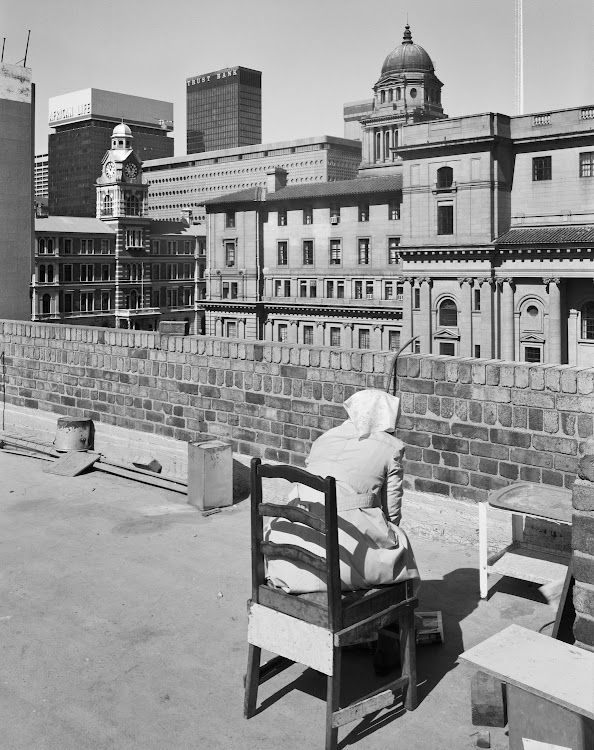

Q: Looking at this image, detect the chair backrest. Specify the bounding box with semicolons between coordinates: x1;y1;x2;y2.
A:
250;457;343;630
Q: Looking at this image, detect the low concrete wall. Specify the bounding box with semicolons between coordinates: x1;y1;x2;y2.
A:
0;321;591;506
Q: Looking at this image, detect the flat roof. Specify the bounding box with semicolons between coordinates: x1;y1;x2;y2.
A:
35;216;116;234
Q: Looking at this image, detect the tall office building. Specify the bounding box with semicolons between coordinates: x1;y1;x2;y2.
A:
0;62;34;320
48;88;174;217
34;153;48;198
186;66;261;153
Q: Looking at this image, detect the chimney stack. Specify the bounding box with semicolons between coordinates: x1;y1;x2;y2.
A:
266;167;287;194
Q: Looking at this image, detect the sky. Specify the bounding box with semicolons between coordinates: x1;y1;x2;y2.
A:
3;0;594;157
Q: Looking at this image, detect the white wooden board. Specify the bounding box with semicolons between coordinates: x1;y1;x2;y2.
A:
460;625;594;721
488;544;570;585
248;603;334;676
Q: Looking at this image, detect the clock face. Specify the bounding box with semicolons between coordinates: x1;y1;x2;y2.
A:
104;161;115;179
124;163;138;179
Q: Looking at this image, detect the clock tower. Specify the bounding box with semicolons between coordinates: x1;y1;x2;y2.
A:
96;123;150;328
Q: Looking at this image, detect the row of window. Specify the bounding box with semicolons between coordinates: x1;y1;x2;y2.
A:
533;153;594;181
101;194;144;216
224;200;401;229
38;262;204;284
40;285;198;316
273;324;401;351
38;238;112;255
272;278;404;301
37;238;205;256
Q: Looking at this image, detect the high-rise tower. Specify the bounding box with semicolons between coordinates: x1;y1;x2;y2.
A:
186;66;262;154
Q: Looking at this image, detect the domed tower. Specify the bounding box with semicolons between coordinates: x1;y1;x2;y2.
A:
360;24;446;172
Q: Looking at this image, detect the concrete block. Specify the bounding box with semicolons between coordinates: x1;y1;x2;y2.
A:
132;456;162;473
187;440;233;511
470;670;507;727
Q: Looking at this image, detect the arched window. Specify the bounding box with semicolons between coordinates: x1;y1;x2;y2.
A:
47;265;54;283
42;294;51;315
124;264;131;281
39;265;46;283
47;239;54;254
125;195;140;216
437;166;454;189
439;298;458;327
38;238;46;254
380;90;385;103
384;130;390;155
396;87;401;101
581;302;594;339
103;194;113;215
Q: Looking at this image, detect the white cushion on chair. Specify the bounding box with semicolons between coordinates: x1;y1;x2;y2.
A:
248;602;334;675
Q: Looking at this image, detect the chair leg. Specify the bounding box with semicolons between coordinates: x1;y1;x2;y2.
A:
325;647;342;750
399;606;417;711
244;643;261;719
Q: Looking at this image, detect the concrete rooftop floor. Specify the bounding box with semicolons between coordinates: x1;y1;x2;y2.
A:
0;450;554;750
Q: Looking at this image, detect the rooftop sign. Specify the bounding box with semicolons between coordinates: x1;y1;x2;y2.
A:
48;89;173;130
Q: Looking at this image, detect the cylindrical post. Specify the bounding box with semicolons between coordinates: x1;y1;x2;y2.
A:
547;278;562;364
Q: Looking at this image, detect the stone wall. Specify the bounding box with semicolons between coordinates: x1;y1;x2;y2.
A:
0;321;592;504
572;476;594;650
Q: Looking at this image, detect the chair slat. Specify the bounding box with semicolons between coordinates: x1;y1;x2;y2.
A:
258;502;326;533
257;462;329;493
260;541;327;573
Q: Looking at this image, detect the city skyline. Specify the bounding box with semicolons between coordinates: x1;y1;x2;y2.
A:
3;0;594;158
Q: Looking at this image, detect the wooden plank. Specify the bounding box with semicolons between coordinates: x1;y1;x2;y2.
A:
488;543;570;585
43;451;99;477
258;586;329;628
336;598;418;647
258;463;329;493
460;624;594;721
259;502;326;533
342;583;409;628
331;677;408;728
488;483;572;524
247;602;334;676
260;541;326;573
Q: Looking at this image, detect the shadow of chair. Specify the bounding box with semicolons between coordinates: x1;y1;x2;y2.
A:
244;457;419;750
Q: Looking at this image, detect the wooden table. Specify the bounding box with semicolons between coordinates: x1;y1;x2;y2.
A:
461;624;594;749
479;482;573;599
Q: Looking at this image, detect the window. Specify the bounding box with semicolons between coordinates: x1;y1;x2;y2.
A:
326;280;334;298
63;239;72;254
580;153;594;178
183;263;191;279
37;238;45;254
436;166;453;189
396;284;403;300
100;239;110;254
303;240;314;265
80;292;94;312
581;302;594;339
358;204;369;222
42;294;51;315
225;211;235;228
358;329;370;349
309;280;317;298
46;238;54;254
437;205;454;235
126;230;142;248
151;240;160;254
277;241;288;265
330;205;340;224
385;282;393;300
197;240;206;256
355;281;363;299
227;321;237;338
388;237;400;264
389;331;401;351
413;288;420;308
473;289;481;311
277;324;288;342
274;280;291;297
329;239;341;265
299;280;316;298
278;209;287;226
102;194;113;216
366;281;374;299
474;345;481;358
303;206;313;225
63;292;73;314
101;291;110;311
39;265;46;283
524;347;541;363
439;298;458;327
388;200;400;220
183;241;191;255
533;156;552;181
358;239;370;265
80;239;92;254
63;265;72;283
337;281;344;299
167;241;177;254
125;195;141;215
330;327;341;347
47;265;54;283
101;265;110;281
222;282;238;300
303;326;314;345
80;264;93;282
153;265;160;281
440;342;455;356
225;241;236;267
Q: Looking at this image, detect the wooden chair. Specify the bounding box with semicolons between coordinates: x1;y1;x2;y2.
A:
244;457;418;750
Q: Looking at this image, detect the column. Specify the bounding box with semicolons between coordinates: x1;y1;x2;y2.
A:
568;309;579;365
500;278;515;362
419;278;432;354
215;317;223;337
264;320;273;342
458;278;473;357
479;278;495;359
545;277;562;364
401;277;413;344
316;321;325;347
344;322;353;349
374;324;383;351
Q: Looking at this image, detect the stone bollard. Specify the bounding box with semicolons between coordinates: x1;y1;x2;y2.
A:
572;436;594;651
187;440;233;511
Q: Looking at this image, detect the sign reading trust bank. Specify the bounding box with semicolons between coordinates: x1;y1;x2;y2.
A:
186;68;239;88
48;88;173;129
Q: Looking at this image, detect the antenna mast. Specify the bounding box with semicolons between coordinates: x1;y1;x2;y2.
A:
514;0;524;115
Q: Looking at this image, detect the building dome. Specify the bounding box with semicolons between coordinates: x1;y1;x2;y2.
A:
112;122;132;138
381;24;435;75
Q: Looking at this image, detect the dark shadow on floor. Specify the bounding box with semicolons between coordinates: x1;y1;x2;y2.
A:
233;459;251;504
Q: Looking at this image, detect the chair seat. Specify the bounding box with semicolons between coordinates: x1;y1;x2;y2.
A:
259;579;415;631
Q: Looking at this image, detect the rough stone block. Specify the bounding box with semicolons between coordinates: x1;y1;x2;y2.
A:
489;428;531;448
414;477;451;496
433;466;469;485
470;670;507;727
432;435;469;454
573;613;594;648
573;478;594;511
533;434;578;456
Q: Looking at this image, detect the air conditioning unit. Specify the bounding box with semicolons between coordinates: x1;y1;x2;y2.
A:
330;216;339;225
